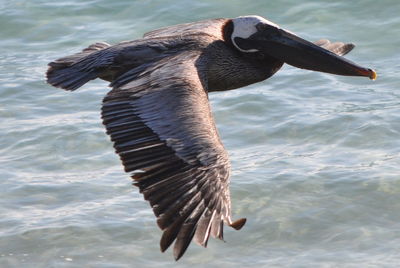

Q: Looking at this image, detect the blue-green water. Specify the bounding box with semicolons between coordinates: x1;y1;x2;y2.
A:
1;1;400;267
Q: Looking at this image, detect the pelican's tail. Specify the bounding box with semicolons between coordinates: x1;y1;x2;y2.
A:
46;42;111;91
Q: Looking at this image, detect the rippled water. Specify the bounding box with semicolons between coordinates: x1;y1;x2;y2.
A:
1;0;400;267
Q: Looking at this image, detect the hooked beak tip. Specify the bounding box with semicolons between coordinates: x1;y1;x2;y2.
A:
357;67;377;80
369;69;377;80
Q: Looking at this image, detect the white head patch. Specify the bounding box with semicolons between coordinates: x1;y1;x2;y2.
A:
231;15;280;53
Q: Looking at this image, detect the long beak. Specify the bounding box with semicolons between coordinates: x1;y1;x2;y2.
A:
258;28;377;80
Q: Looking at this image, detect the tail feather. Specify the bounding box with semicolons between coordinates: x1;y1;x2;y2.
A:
46;42;111;91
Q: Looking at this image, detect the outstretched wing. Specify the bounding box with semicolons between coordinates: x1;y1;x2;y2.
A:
101;51;245;260
314;39;355;56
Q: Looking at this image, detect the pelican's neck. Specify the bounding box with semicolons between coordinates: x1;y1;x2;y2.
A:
221;19;235;50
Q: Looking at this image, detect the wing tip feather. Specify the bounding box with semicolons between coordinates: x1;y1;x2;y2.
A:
229;218;246;230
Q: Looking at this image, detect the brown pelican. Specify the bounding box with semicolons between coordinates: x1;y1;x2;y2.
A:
46;15;376;260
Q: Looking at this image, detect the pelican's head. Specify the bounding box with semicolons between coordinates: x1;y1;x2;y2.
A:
228;15;376;79
231;15;280;53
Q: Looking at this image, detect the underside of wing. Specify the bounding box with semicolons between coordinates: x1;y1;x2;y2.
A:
314;39;355;56
101;52;245;260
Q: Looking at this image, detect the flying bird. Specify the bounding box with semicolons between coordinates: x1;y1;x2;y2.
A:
46;15;376;260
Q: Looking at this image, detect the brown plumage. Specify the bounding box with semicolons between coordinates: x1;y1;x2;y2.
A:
46;16;375;260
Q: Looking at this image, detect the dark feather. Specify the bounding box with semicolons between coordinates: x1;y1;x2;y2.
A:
173;200;207;260
46;42;111;91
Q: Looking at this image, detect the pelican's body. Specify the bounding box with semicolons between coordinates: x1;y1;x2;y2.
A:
47;16;375;260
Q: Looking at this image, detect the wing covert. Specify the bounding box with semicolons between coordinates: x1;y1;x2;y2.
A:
143;18;227;39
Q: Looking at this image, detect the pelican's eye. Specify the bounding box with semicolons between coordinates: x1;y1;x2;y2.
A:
256;23;269;31
255;23;280;38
